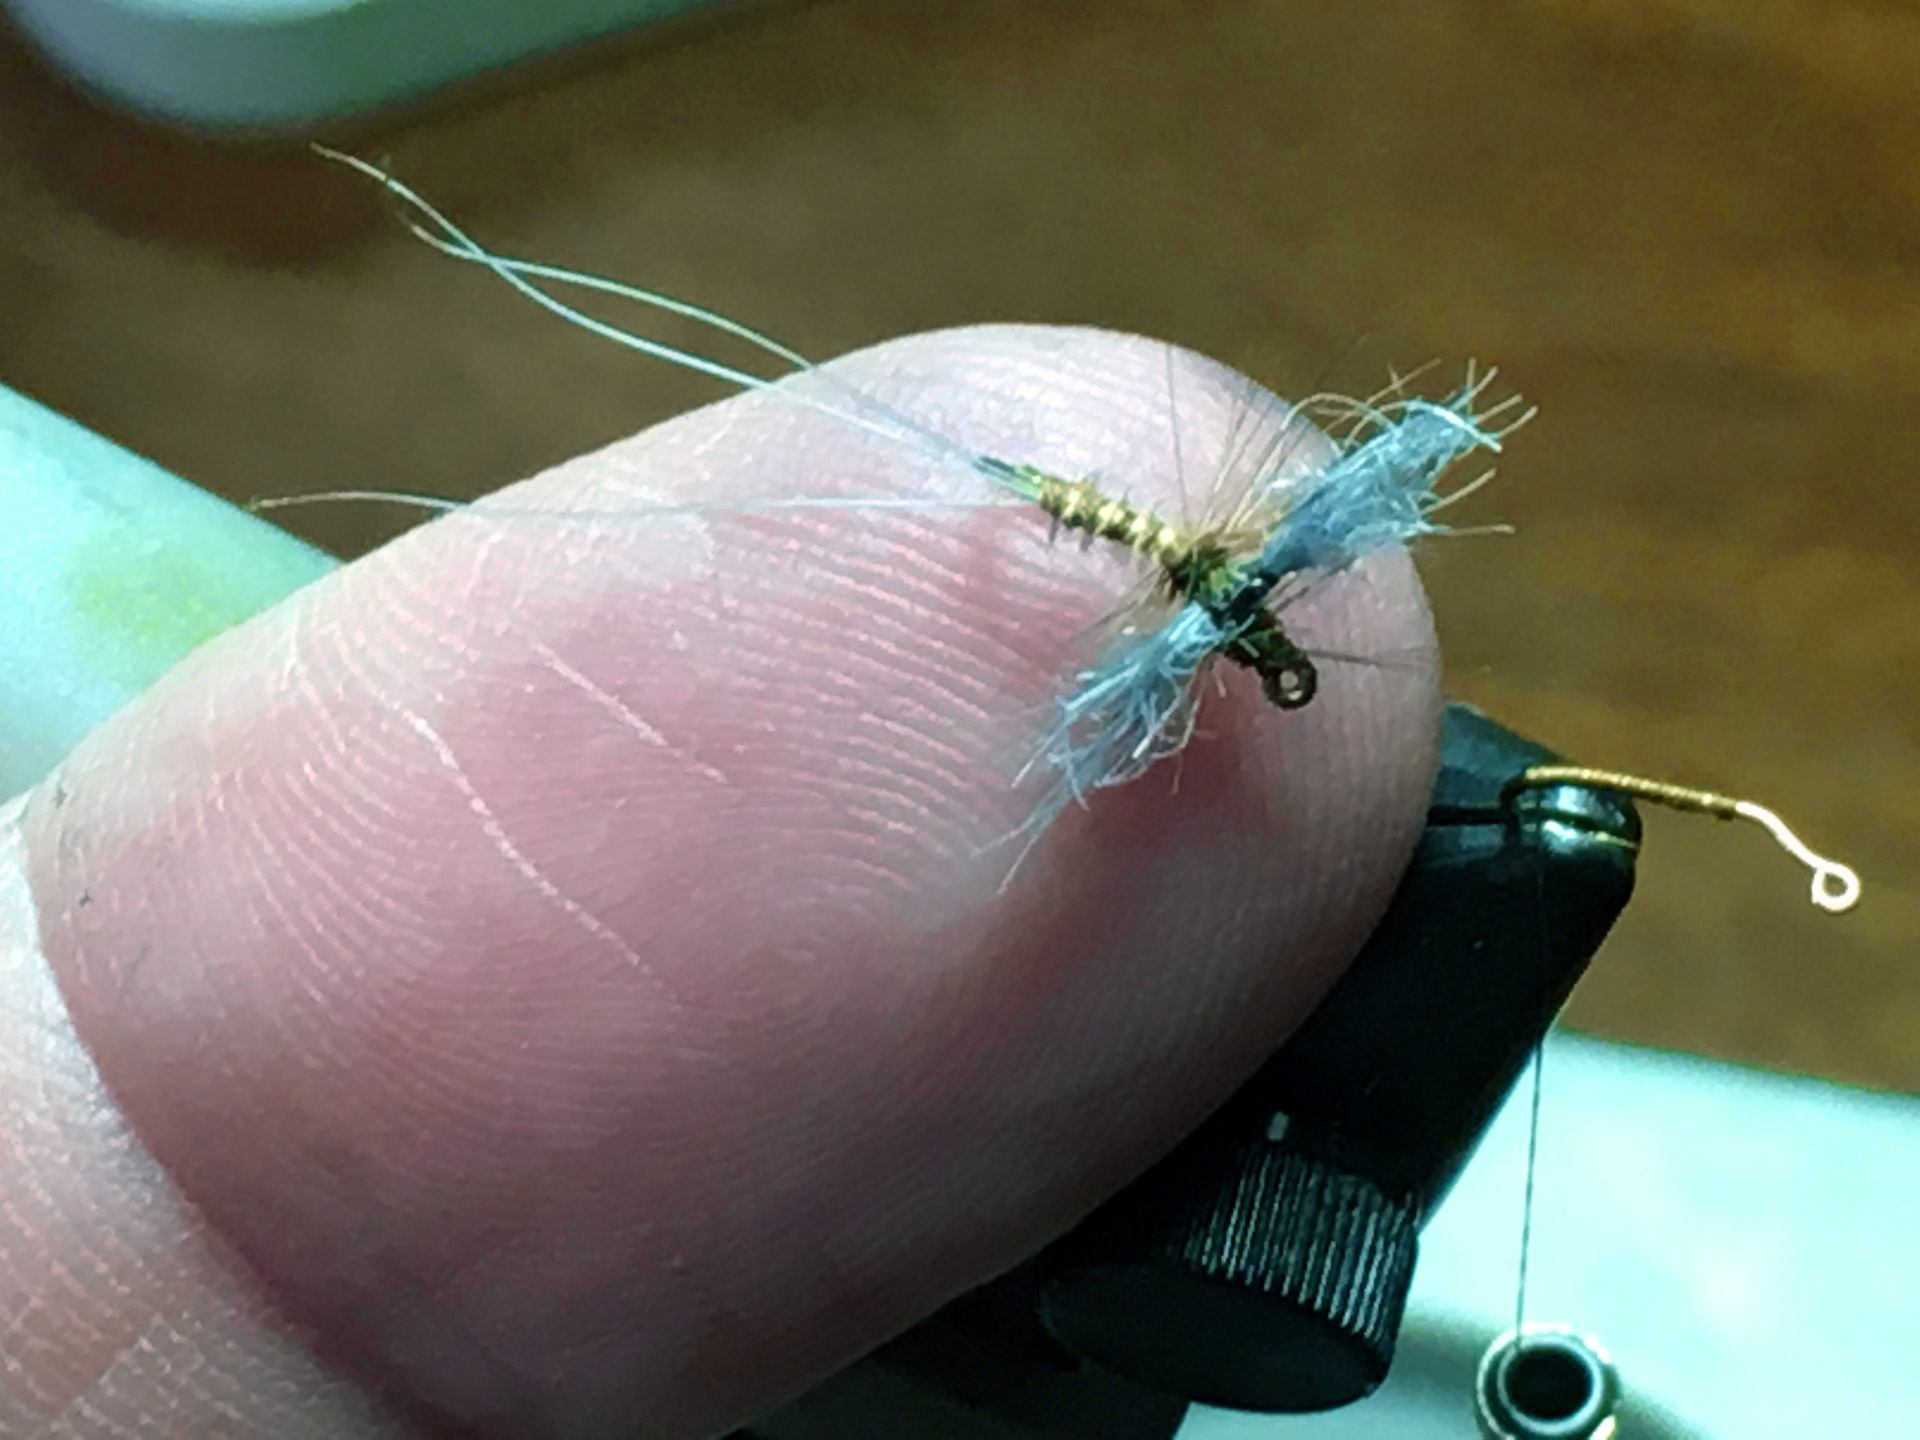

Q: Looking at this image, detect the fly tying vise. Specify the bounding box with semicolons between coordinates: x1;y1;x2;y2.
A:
275;148;1861;910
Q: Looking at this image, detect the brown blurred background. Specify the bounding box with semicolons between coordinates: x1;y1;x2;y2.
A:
2;0;1913;1090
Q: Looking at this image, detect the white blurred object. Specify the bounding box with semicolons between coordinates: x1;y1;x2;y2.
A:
3;0;719;128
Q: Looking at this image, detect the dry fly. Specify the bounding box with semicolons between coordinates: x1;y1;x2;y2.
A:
269;149;1857;907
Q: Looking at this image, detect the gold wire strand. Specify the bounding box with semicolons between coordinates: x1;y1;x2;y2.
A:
1511;765;1863;915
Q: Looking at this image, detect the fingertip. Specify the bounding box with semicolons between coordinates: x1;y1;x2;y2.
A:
25;326;1442;1438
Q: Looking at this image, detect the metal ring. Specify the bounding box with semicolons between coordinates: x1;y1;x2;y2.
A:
1476;1324;1621;1440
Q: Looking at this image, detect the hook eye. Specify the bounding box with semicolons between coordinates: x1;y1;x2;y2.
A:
1263;660;1318;709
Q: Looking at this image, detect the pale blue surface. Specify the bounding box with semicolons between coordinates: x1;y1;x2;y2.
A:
1179;1035;1918;1439
0;384;333;797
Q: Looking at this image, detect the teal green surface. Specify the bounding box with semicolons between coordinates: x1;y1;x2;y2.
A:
0;385;336;797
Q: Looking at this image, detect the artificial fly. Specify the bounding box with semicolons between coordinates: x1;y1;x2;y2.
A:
270;147;1861;910
279;147;1527;852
